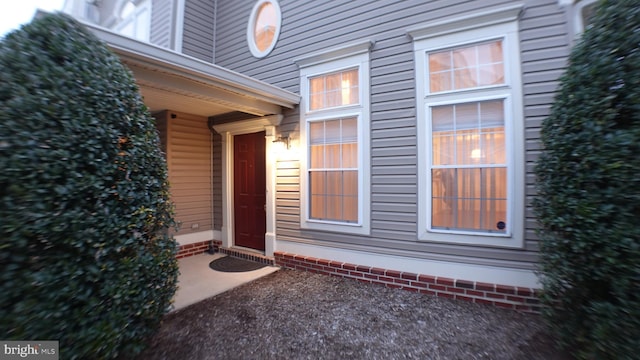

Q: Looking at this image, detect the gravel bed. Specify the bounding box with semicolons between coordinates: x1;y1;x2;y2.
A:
135;269;570;360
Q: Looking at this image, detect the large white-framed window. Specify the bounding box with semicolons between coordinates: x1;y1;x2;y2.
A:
296;41;372;235
114;0;151;42
410;4;525;248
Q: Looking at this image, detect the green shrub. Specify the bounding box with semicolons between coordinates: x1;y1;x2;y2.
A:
533;0;640;358
0;13;178;359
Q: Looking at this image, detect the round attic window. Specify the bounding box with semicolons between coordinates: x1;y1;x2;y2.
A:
247;0;281;58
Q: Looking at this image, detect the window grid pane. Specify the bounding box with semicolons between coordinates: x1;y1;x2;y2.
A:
309;170;358;222
431;167;507;233
308;117;358;223
430;99;506;233
309;68;359;110
429;40;504;93
431;100;505;166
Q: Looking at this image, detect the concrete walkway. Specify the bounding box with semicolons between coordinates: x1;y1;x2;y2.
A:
172;252;279;311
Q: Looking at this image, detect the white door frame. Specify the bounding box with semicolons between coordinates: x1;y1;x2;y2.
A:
212;115;282;256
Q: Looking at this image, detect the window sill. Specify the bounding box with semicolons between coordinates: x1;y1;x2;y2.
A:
418;230;524;249
301;220;370;236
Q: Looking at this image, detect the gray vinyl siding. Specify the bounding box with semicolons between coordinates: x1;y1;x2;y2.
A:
182;0;215;62
520;1;571;250
214;0;572;270
150;0;173;48
157;111;214;236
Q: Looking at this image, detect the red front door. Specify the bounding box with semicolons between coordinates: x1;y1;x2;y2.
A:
234;131;266;251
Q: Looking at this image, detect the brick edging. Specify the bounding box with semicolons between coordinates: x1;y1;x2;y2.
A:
177;240;221;259
274;251;541;313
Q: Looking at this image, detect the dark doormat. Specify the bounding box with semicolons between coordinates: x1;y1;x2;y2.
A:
209;256;267;273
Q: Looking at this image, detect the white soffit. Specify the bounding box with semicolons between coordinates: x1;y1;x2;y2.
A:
83;22;299;117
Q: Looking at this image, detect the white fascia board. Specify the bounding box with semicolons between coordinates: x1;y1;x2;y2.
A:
83;22;299;110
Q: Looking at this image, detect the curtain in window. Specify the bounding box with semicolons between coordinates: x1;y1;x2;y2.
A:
431;100;507;232
429;40;504;93
309;68;359;110
308;117;358;223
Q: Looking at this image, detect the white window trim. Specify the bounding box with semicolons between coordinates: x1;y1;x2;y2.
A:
557;0;599;39
114;0;151;42
296;42;372;235
174;0;186;52
573;0;598;36
84;0;100;23
413;9;525;248
247;0;282;58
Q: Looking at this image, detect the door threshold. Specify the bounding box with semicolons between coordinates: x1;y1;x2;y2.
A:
231;246;264;255
219;247;275;266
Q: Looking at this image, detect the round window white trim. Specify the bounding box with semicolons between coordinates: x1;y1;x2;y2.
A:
247;0;281;58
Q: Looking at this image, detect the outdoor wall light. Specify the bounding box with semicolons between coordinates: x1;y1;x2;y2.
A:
272;134;290;149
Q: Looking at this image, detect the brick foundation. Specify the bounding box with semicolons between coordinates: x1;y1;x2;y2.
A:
274;251;541;313
176;240;221;259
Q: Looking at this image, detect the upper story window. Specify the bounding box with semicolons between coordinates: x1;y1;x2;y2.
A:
115;0;150;42
409;4;525;248
247;0;281;58
296;41;372;235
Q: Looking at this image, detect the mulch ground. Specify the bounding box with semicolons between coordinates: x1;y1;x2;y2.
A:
134;268;572;360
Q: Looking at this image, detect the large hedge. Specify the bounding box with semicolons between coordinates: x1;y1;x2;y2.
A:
0;13;178;359
533;0;640;358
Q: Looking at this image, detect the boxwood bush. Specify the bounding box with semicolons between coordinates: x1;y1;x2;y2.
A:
533;0;640;358
0;13;178;359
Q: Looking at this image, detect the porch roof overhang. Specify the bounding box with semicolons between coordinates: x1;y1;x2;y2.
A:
83;23;299;118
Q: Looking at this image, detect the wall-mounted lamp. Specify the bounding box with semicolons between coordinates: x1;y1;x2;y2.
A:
272;134;290;149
